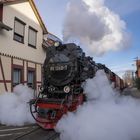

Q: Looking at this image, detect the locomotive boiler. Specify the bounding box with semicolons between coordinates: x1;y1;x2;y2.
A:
42;42;96;96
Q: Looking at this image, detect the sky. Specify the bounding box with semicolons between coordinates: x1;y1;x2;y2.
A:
34;0;140;78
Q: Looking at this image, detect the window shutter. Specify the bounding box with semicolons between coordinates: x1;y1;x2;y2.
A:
14;20;24;36
29;28;37;47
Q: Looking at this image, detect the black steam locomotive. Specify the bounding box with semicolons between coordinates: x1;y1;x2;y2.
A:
30;42;124;129
42;42;96;97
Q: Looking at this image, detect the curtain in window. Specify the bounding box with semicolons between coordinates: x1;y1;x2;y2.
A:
28;71;34;88
13;69;21;84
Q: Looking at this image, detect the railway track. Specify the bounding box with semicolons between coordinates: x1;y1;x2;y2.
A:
13;128;60;140
0;124;60;140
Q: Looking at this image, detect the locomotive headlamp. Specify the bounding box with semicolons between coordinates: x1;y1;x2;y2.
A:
54;41;60;47
63;86;70;93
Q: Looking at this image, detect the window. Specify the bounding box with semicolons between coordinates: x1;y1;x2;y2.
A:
27;70;35;88
13;68;22;86
14;18;25;43
28;26;37;48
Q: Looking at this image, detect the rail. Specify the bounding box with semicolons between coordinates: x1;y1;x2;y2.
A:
11;126;59;140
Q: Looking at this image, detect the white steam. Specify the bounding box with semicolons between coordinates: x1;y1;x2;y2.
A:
63;0;131;56
56;70;140;140
0;84;35;126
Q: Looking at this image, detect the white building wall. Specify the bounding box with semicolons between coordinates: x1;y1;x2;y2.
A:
0;1;46;64
0;1;47;93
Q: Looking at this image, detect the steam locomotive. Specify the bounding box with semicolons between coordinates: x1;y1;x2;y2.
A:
29;42;124;129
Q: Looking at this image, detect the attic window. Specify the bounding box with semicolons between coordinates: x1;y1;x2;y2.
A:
13;17;26;43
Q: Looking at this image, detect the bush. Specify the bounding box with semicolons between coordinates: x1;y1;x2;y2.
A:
135;78;140;89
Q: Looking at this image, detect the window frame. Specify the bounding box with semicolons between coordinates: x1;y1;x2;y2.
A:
27;67;36;89
12;65;23;87
28;26;37;49
13;17;26;44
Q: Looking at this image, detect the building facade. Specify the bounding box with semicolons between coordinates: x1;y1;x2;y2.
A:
0;0;48;94
136;59;140;78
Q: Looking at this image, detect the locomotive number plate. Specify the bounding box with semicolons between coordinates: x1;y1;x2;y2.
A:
50;65;68;71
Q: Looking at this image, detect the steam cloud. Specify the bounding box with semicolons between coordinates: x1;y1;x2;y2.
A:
63;0;131;56
0;85;35;126
56;70;140;140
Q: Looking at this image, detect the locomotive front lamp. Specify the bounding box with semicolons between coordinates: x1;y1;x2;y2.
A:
64;86;71;93
54;41;60;47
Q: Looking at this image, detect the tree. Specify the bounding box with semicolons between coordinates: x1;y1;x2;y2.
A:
135;78;140;90
122;70;134;87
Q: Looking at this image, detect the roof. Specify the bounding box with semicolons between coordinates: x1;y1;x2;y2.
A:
29;0;48;34
0;0;16;3
0;0;48;34
47;32;62;42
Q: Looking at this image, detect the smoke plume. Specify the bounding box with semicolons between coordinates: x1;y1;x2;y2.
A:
56;70;140;140
63;0;131;56
0;84;35;126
